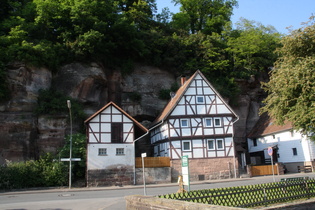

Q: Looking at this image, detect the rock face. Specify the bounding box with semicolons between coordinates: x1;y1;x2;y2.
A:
0;62;265;166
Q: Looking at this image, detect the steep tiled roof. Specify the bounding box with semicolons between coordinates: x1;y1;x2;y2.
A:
84;101;148;132
151;70;237;126
247;112;293;138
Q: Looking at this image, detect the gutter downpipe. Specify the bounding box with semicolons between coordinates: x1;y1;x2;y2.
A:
232;115;240;179
133;120;164;185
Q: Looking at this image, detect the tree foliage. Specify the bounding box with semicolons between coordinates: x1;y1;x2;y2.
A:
261;17;315;139
227;18;281;77
172;0;237;34
0;0;282;101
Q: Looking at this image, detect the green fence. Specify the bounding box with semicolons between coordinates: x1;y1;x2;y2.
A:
158;177;315;208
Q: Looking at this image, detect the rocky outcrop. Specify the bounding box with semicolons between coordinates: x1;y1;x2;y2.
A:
0;62;266;165
1;62;52;112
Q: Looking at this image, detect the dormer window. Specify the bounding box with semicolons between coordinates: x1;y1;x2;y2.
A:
196;96;204;104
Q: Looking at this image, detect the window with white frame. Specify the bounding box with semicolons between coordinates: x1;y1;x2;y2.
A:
207;139;215;150
217;139;224;149
204;118;212;127
181;119;189;127
196;96;204;104
98;148;107;155
214;118;221;127
182;141;191;151
116;148;124;155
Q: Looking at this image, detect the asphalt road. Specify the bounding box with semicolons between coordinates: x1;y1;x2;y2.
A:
1;172;315;210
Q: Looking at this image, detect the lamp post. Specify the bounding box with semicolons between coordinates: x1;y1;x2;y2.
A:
67;100;73;189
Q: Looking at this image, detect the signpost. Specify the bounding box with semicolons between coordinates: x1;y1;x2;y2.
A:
141;153;147;195
268;146;275;182
181;155;190;191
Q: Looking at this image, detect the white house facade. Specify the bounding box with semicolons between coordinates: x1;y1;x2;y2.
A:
150;70;239;181
247;113;315;173
85;102;147;186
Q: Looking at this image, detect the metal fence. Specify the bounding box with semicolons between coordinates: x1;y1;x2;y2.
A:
158;177;315;208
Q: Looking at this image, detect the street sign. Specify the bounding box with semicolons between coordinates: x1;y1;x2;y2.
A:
181;155;190;191
60;158;81;162
141;153;147;158
268;147;273;156
182;155;189;167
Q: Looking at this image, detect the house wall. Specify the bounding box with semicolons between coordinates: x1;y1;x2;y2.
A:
86;104;139;186
87;143;135;169
153;138;234;159
248;130;315;172
170;157;238;182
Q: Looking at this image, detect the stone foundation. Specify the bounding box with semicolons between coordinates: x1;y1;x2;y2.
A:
135;167;171;185
87;167;134;187
171;157;239;182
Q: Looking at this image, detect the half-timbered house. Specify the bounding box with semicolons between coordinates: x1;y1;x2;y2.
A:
85;102;148;186
247;112;315;173
150;70;239;181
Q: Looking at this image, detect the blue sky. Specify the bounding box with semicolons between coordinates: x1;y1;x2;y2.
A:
155;0;315;34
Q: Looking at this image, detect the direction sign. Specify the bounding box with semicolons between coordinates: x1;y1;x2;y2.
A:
60;158;81;161
268;147;273;156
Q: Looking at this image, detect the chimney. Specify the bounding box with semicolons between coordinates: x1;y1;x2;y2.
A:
180;75;186;86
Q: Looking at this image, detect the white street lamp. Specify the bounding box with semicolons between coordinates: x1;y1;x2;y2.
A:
67;100;73;189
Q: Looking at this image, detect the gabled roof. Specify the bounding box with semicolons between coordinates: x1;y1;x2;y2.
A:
247;112;293;138
84;101;148;132
151;70;237;126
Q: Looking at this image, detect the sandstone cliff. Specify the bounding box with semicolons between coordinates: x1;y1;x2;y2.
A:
0;62;266;165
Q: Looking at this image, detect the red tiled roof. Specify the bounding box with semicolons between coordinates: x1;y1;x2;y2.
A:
247;112;293;138
84;101;148;132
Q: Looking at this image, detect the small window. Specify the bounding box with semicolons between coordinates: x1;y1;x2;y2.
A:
98;148;107;156
217;139;223;149
204;118;212;127
196;96;204;104
292;148;297;156
182;141;191;151
253;138;257;147
272;135;275;139
214;118;221;127
181;119;189;127
208;139;215;150
116;148;125;155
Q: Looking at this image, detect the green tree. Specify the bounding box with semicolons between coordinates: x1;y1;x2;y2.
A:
58;133;86;179
172;0;237;34
227;18;281;78
261;17;315;139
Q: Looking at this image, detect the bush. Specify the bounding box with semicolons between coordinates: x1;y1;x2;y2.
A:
0;153;67;190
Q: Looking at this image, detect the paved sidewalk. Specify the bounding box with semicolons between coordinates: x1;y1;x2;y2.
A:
1;172;315;195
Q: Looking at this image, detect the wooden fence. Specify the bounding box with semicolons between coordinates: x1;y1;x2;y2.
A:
251;165;278;176
135;157;170;168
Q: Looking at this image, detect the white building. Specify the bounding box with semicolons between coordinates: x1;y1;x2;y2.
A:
149;70;239;181
85;102;147;186
247;112;315;173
